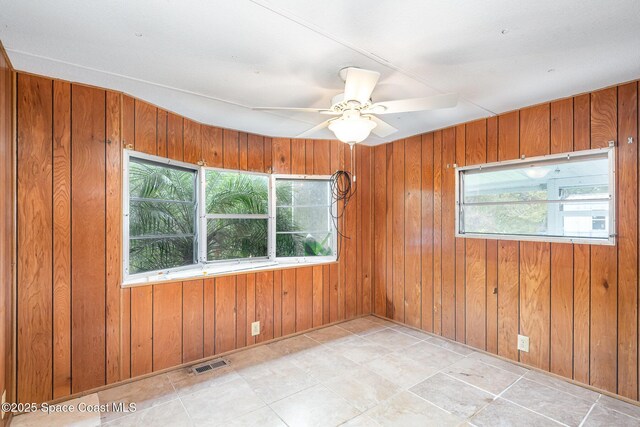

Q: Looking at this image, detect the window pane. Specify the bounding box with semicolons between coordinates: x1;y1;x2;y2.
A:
276;179;330;207
461;200;610;239
276;206;330;232
130;200;195;237
206;170;268;214
276;232;333;257
129;236;195;274
129;159;195;201
463;157;609;204
128;157;197;275
207;218;268;260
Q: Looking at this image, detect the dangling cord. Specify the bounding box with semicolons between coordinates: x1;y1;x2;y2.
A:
330;143;358;260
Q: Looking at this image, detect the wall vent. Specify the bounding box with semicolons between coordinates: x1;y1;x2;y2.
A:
191;358;229;375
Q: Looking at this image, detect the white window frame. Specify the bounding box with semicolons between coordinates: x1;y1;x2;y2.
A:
272;174;338;264
200;167;273;265
455;146;616;245
123;151;201;281
123;151;338;285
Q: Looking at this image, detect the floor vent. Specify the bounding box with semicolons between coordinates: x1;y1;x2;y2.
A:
191;358;229;375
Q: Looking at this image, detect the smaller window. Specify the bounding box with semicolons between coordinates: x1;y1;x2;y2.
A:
204;170;270;262
456;147;615;245
126;157;198;276
274;177;336;259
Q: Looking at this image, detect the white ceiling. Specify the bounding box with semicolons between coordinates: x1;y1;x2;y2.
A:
1;0;638;145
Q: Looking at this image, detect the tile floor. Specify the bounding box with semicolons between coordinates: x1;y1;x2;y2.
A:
11;316;640;426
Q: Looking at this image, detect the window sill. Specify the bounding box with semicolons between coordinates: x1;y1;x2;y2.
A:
122;258;337;288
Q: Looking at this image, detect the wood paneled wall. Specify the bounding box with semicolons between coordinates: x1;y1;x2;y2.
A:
0;44;14;426
15;73;372;403
373;80;640;400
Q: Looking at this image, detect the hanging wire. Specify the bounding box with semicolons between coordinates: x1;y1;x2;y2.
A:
330;143;357;260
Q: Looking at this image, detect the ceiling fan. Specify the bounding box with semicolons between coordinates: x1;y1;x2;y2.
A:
254;67;458;144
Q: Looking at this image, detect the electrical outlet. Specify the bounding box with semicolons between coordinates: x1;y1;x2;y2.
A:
251;321;260;337
1;389;6;420
517;334;529;352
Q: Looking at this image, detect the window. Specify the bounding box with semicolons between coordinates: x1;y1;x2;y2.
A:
274;177;336;259
123;152;337;283
456;147;615;245
125;156;198;276
204;170;270;261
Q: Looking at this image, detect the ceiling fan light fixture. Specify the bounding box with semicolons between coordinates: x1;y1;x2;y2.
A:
328;114;377;144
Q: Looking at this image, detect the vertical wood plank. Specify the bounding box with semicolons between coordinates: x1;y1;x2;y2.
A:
296;267;313;331
17;74;53;403
312;266;323;327
105;91;121;385
282;269;296;336
441;128;456;339
291;139;305;174
235;275;247;348
152;283;182;371
404;136;422;328
246;274;256;346
360;145;373;315
573;93;591;383
223;129;240;170
134;100;157;155
313;139;331;175
183;280;204;362
485;116;499;354
183;120;202;164
239;132;248;170
204;278;215;356
247;134;264;172
392;140;405;322
433;131;443;334
272;138;291;174
374;145;387;316
550;98;574;379
215;276;237;354
71;84;106;392
255;271;274;342
157;109;167;158
273;272;282;337
616;82;638;399
519;104;551;371
497;111;520;361
130;286;153;377
465;120;487;350
421;133;434;332
590;87;618;392
454;125;466;342
385;143;394;319
167;113;184;161
202;126;223;168
53;80;71;398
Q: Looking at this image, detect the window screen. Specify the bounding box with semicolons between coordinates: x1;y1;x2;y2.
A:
456;148;615;244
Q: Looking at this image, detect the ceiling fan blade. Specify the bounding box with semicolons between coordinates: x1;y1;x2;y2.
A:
296;119;333;138
366;115;398;138
343;68;380;105
370;93;458;114
253;106;337;115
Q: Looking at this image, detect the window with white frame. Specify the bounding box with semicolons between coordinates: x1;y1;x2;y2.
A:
455;147;615;245
275;177;336;259
125;157;198;276
124;151;337;282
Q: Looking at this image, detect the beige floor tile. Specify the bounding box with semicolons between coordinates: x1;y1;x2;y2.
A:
410;373;494;418
180;376;265;425
270;384;361;427
324;366;401;411
170;365;242;398
582;403;640;427
224;406;286;427
428;336;476;356
364;352;441;389
338;317;389;336
341;414;382;426
467;352;529;376
363;316;397;327
267;334;322;356
365;391;463;427
225;345;279;370
444;357;521;394
11;393;101;427
401;341;465;368
363;328;422;350
329;336;394;364
501;378;593;426
389;325;433;340
470;398;562;426
598;394;640;419
305;325;354;344
523;370;600;402
98;374;177;423
238;358;318;403
102;399;192;427
289;344;361;381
